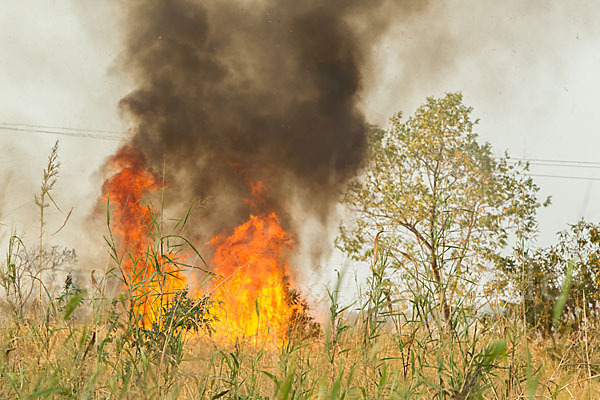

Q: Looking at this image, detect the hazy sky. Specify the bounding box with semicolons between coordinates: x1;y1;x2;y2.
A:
1;0;599;264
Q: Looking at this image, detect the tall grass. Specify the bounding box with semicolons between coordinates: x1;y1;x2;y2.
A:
0;155;599;398
1;212;598;399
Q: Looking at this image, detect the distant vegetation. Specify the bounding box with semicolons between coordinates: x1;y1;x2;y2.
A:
1;93;599;399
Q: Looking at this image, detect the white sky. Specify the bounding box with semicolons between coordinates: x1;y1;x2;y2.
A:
1;1;600;290
366;1;600;248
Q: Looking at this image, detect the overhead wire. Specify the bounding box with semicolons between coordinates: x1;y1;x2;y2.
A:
527;174;600;182
0;122;123;135
1;120;600;182
0;124;125;141
495;156;600;182
507;161;600;170
508;157;600;166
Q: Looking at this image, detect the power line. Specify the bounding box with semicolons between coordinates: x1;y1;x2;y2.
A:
528;174;600;182
2;121;600;181
0;122;124;135
498;157;600;181
0;125;124;141
505;157;600;167
507;161;600;170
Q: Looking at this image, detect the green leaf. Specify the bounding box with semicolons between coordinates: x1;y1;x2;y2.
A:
211;389;230;399
483;340;506;365
553;260;574;327
64;289;86;320
262;370;280;388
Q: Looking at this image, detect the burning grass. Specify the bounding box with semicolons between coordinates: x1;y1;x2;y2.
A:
101;146;312;345
209;212;301;344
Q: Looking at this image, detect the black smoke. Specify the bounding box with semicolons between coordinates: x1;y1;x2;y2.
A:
116;0;418;240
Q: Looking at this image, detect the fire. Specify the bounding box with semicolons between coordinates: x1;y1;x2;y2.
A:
102;148;304;341
208;210;300;344
102;146;187;328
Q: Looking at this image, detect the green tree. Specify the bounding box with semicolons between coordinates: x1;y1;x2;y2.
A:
501;220;600;332
337;92;546;323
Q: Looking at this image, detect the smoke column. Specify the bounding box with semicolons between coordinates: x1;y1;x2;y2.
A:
114;0;421;253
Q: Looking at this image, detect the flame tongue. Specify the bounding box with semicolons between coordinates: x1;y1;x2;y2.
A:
102;146;159;263
209;211;300;344
103;146;187;328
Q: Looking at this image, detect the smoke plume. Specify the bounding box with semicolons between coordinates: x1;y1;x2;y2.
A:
114;0;419;252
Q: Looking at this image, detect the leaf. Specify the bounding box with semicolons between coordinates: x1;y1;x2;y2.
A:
210;389;230;399
106;196;111;226
64;289;86;320
25;387;65;399
483;340;506;365
52;207;73;235
262;370;280;388
279;368;295;400
46;190;62;213
553;260;574;327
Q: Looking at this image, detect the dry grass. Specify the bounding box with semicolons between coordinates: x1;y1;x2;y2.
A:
1;307;599;399
1;146;598;399
1;213;598;399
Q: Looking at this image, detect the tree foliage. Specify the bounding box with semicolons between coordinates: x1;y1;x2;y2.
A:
501;220;600;332
337;93;546;320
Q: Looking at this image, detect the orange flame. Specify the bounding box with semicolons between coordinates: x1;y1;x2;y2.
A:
102;149;302;340
102;146;186;328
209;210;300;344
